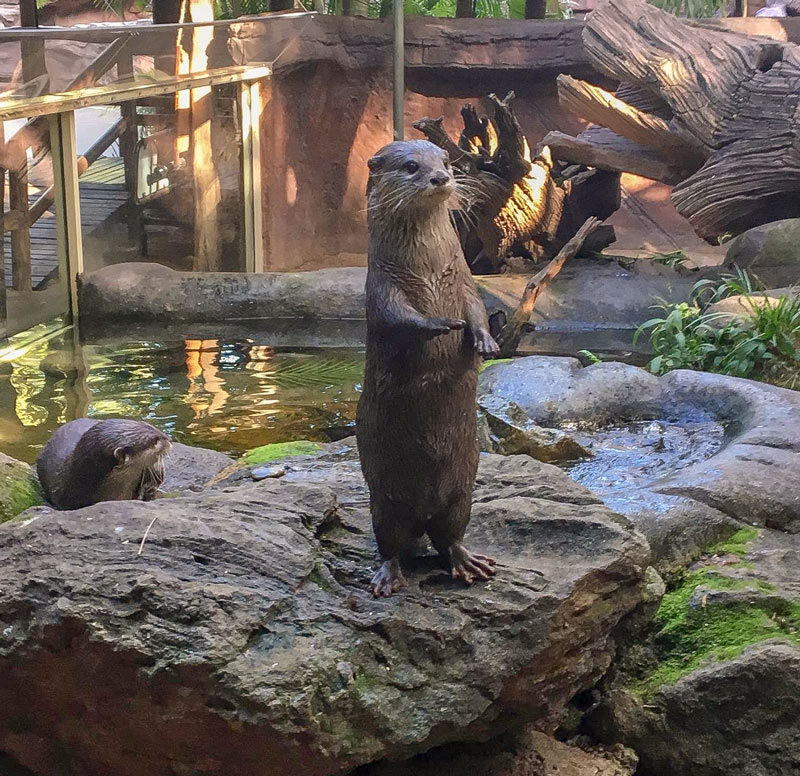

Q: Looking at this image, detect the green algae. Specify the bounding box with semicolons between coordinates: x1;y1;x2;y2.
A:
0;457;43;522
479;358;513;373
243;440;323;465
632;567;799;697
707;527;760;558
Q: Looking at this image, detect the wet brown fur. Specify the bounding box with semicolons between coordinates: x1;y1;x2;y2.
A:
37;418;172;511
356;140;499;596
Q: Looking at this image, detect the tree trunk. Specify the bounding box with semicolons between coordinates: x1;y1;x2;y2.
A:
456;0;475;17
544;0;800;241
153;0;184;23
413;93;618;273
524;0;546;18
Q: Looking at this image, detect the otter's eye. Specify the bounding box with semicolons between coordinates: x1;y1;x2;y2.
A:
403;161;419;174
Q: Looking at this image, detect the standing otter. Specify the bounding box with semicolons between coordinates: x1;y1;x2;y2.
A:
356;139;500;597
37;418;171;511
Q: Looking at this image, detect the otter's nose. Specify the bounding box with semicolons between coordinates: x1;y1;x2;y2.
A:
430;171;450;187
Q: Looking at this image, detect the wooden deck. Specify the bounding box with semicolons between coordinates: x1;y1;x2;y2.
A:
4;157;128;288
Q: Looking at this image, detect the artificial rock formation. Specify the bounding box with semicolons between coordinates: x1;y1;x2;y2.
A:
546;0;800;240
0;450;648;776
479;357;800;566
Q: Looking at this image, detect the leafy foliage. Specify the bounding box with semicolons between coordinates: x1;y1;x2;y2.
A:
635;270;800;389
647;0;730;18
216;0;572;18
652;250;688;269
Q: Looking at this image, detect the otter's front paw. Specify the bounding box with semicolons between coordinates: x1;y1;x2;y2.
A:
471;327;500;357
425;317;467;336
371;558;408;597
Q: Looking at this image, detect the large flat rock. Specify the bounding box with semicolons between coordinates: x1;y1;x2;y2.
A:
0;453;648;776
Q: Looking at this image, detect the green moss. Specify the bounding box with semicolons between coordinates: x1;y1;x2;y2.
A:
632;567;799;697
479;358;513;372
0;461;43;522
243;440;323;465
707;527;759;557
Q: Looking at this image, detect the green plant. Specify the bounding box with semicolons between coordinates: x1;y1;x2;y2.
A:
577;349;602;364
652;250;688;269
635;270;800;389
220;0;571;18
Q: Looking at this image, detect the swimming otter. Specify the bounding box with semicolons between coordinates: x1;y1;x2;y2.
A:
37;418;171;511
356;139;500;597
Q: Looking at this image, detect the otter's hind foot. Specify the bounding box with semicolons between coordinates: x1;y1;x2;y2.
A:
448;543;496;586
371;558;408;597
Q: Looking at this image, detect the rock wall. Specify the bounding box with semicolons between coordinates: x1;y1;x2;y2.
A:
244;17;602;271
238;15;800;272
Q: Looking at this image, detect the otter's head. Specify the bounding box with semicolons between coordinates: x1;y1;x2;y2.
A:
367;140;455;216
74;419;172;505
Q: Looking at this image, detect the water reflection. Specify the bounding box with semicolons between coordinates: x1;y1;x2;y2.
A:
0;325;364;464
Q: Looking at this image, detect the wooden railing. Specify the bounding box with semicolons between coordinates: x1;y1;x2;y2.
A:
0;36;133;296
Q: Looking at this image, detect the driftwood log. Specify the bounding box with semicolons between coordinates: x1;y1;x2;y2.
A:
413;93;620;273
544;0;800;240
497;216;602;356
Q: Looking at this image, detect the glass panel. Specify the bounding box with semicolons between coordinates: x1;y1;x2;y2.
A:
76;85;246;274
1;114;68;338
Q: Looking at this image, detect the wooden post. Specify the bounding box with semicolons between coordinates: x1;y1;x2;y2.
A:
50;112;84;322
187;0;221;272
524;0;546;17
153;0;184;23
18;0;48;95
0;123;6;337
116;52;139;240
456;0;475;16
8;140;32;293
241;80;264;273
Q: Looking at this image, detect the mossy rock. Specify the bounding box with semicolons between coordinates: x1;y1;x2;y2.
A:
0;452;43;522
242;440;323;465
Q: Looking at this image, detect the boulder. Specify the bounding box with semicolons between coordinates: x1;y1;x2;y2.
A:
479;357;800;566
478;408;590;464
724;218;800;287
590;643;800;776
705;286;798;327
0;451;648;776
586;519;800;776
161;442;236;494
0;451;42;522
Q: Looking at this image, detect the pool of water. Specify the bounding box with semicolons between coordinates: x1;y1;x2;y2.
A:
0;320;651;466
560;417;726;498
1;324;364;464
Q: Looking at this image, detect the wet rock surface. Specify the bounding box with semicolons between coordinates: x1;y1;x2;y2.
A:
162;442;236;494
479;357;800;567
724;218;800;287
0;451;42;522
590;643;800;776
0;451;648;776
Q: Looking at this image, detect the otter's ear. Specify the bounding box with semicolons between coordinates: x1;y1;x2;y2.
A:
367;155;386;173
113;446;129;464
